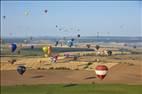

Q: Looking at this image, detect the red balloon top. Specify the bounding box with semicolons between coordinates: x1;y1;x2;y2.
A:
95;65;108;70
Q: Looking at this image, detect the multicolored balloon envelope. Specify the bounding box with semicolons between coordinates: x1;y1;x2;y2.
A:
95;65;108;80
17;66;26;75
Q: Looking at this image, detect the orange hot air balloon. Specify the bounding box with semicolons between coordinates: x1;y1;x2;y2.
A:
48;45;52;56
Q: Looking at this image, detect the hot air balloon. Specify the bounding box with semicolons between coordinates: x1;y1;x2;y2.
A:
95;65;108;80
86;44;91;48
25;11;29;16
44;9;48;13
31;45;34;49
17;65;26;75
42;47;48;53
77;34;80;38
95;45;100;50
55;41;59;46
51;55;58;63
48;45;52;56
107;50;112;56
71;38;75;41
42;46;48;57
3;16;6;19
9;59;16;64
67;40;73;47
10;43;17;52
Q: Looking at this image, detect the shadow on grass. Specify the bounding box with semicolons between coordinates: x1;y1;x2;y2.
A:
63;84;78;87
85;76;96;80
31;75;44;79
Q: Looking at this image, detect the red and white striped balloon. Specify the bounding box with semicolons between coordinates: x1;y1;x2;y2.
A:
95;65;108;80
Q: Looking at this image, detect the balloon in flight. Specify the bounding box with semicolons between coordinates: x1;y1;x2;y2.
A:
17;65;26;75
107;50;112;56
86;44;91;48
95;65;108;80
3;16;6;19
67;40;73;47
44;9;48;13
10;43;17;52
48;46;52;56
55;41;59;46
25;11;29;16
42;47;48;53
95;45;100;50
42;46;52;57
77;34;80;38
31;45;34;49
71;38;75;41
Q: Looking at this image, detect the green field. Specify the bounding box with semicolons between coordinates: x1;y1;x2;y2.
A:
1;84;142;94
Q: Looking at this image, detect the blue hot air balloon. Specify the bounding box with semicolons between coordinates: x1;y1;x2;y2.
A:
67;40;73;47
11;43;17;52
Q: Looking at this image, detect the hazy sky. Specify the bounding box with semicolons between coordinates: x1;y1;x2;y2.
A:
1;1;142;38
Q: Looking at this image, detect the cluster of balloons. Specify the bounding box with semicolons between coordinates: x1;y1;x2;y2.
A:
55;25;80;32
24;9;48;16
54;34;81;47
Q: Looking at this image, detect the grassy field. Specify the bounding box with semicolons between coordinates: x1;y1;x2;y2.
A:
1;84;142;94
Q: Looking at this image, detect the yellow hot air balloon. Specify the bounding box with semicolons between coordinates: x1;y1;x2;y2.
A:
42;47;48;53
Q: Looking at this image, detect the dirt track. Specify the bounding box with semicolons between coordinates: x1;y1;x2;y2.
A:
1;63;142;86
